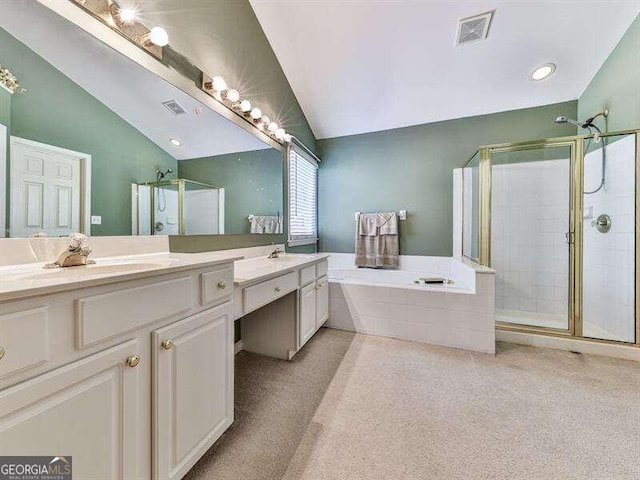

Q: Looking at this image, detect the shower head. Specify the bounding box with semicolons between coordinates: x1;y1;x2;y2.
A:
156;168;173;181
554;116;582;128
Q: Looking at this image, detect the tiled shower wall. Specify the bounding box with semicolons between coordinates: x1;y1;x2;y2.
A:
582;134;636;342
491;159;570;319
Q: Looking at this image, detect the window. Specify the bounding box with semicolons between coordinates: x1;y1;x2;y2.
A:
287;144;318;246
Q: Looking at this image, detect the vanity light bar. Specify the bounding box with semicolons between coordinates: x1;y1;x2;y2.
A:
201;72;292;145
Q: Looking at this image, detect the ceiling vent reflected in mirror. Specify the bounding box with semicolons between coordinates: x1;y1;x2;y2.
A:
162;100;187;116
455;11;494;46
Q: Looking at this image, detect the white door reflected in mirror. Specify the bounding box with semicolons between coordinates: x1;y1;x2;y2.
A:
10;137;91;238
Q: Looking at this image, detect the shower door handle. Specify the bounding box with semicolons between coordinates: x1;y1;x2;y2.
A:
565;232;574;244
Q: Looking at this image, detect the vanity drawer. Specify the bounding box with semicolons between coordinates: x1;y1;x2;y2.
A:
0;307;49;379
76;276;192;348
244;272;297;314
317;260;328;278
201;267;233;306
299;265;316;286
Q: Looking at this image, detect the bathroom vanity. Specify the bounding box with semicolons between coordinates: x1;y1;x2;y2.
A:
235;253;330;360
0;238;329;480
0;241;240;480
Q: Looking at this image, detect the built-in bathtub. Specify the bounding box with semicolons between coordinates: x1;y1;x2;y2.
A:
326;253;496;354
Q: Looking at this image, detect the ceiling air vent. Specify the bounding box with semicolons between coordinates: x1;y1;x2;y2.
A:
455;11;493;46
162;100;187;115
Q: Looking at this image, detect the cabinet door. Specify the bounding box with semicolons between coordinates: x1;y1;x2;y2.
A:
153;303;234;480
0;340;142;479
316;276;329;329
299;281;317;347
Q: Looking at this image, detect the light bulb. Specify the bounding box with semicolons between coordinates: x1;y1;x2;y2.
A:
250;108;262;120
256;122;265;131
261;115;270;125
275;128;285;140
283;133;292;143
226;89;240;102
149;27;169;47
240;100;251;113
119;8;137;23
268;122;278;132
169;138;182;146
212;76;227;92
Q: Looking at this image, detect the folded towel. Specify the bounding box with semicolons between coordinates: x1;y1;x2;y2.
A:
355;212;399;268
357;212;398;236
250;215;282;234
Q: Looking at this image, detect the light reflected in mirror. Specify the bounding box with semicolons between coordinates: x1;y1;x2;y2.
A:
0;1;282;238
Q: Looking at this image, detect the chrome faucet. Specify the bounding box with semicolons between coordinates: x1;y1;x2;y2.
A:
44;233;95;268
267;246;284;259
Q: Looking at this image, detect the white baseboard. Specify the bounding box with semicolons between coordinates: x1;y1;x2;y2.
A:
234;340;243;355
497;330;639;362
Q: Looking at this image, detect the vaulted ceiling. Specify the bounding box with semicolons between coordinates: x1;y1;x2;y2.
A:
250;1;639;139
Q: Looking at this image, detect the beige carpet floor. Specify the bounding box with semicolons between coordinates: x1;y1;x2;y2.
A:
185;328;640;480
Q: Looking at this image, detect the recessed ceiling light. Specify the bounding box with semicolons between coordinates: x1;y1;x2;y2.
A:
169;138;182;146
530;63;556;81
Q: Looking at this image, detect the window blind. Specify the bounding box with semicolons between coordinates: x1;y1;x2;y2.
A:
288;145;318;246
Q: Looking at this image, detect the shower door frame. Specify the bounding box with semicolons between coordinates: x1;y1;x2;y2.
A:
464;129;640;347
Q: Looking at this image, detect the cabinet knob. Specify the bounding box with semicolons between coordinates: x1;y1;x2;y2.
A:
161;339;174;350
126;354;140;368
217;280;227;290
275;287;281;293
0;347;5;360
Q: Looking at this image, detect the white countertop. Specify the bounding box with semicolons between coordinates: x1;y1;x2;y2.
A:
0;252;242;302
234;253;330;288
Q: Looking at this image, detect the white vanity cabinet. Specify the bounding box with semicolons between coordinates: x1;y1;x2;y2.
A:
299;281;318;346
298;266;330;349
316;275;329;328
0;256;237;480
0;339;143;478
153;303;234;480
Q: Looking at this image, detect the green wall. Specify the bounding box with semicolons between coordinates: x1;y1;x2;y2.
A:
178;148;283;234
317;101;578;256
578;15;640;131
0;88;10;127
1;27;177;236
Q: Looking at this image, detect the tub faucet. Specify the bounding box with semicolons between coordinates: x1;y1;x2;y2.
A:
268;247;284;259
44;233;95;268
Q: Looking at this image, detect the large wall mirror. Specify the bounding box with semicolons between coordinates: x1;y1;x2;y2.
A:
0;1;283;238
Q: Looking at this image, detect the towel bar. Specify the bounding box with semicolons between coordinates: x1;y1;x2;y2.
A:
355;210;407;221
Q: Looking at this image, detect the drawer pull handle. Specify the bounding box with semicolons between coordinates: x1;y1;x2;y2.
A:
126;354;141;368
161;339;174;350
218;280;227;290
275;287;281;293
0;347;5;360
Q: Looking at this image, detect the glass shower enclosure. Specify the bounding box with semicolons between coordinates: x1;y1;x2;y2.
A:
133;179;225;235
462;130;638;346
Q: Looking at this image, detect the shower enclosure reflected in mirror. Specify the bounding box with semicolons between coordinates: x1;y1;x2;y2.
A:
0;1;283;238
134;180;225;236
